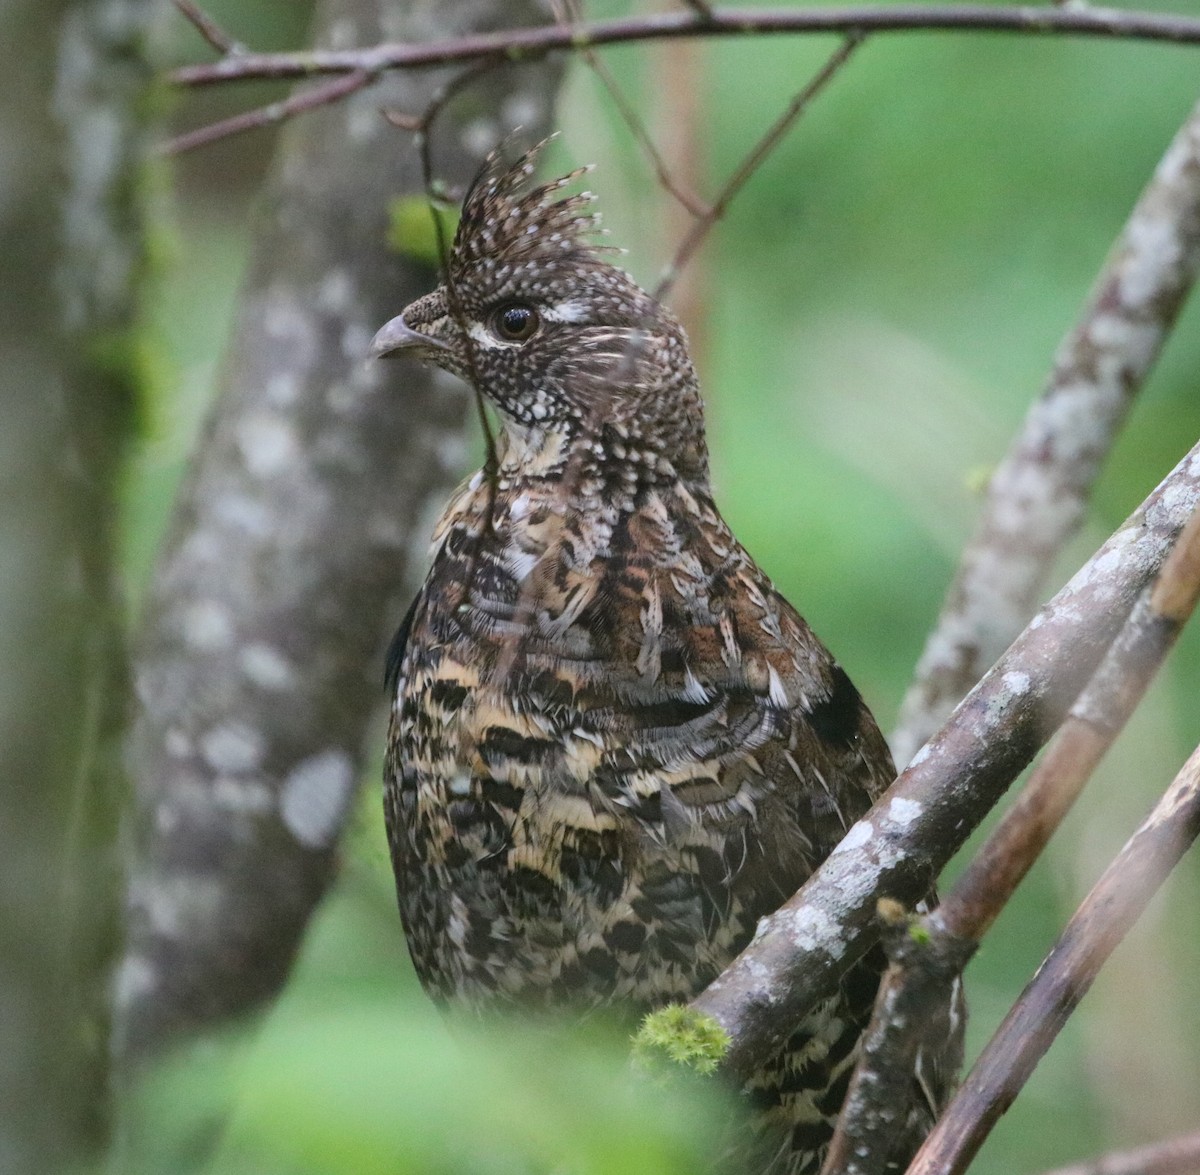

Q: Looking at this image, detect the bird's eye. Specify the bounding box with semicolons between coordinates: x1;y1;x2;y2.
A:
493;302;540;342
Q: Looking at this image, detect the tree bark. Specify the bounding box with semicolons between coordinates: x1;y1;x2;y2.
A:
116;0;563;1064
0;0;152;1168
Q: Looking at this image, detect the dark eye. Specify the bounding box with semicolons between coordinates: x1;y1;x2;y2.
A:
493;302;540;342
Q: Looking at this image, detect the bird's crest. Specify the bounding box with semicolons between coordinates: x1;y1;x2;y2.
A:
449;138;609;278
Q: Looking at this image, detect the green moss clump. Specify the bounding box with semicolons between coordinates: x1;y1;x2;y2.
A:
632;1005;731;1078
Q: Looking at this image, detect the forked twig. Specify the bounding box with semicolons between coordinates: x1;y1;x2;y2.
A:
173;0;241;55
821;503;1200;1175
551;0;709;217
908;734;1200;1175
685;440;1200;1083
654;34;861;302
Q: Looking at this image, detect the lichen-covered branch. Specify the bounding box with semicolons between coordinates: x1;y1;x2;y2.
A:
892;97;1200;767
0;0;153;1168
820;903;970;1175
685;440;1200;1083
115;0;563;1064
820;502;1200;1175
908;738;1200;1175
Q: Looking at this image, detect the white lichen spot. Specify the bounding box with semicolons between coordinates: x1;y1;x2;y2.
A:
886;796;923;828
266;371;300;406
461;117;500;158
326;379;357;413
1160;481;1196;517
501;93;542;129
181;599;234;651
1000;670;1031;695
1087;313;1160;374
264;296;308;342
908;741;932;768
788;906;841;955
212;776;274;814
237;414;298;478
112;954;157;1011
281;749;356;849
214;493;271;536
1120;213;1183;308
239;643;296;690
341;321;372;361
200;722;265;774
164;728;192;759
832;821;873;855
317;269;354;314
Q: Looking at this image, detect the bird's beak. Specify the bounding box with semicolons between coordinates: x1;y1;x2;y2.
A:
370;311;449;359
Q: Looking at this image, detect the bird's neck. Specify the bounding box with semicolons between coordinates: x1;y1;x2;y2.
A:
494;418;709;502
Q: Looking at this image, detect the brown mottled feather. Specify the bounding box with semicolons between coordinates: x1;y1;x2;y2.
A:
375;141;962;1173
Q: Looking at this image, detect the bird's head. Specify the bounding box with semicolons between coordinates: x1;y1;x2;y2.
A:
372;141;709;487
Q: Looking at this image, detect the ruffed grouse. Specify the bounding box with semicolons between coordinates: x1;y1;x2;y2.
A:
373;143;959;1173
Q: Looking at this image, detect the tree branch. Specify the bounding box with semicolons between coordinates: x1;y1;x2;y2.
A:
173;0;242;55
892;95;1200;767
685;438;1200;1083
821;501;1200;1175
161;67;375;155
169;6;1200;89
1;0;153;1167
908;736;1200;1175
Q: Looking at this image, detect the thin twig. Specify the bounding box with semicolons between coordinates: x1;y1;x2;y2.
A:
1037;1131;1200;1175
173;0;242;56
552;0;709;217
169;6;1200;88
908;738;1200;1175
159;69;375;155
682;439;1200;1083
654;33;861;301
411;61;506;484
821;502;1200;1175
940;504;1200;941
891;97;1200;768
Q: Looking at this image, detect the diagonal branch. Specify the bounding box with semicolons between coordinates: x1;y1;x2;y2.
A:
821;501;1200;1175
892;95;1200;767
173;0;242;55
169;6;1200;88
681;438;1200;1083
161;68;375;155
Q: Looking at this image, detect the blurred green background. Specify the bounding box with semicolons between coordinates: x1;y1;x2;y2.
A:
126;1;1200;1171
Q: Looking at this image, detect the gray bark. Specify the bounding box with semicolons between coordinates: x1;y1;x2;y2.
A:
117;0;563;1064
0;0;152;1169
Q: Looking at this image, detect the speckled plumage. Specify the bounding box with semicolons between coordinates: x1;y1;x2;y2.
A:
374;143;959;1173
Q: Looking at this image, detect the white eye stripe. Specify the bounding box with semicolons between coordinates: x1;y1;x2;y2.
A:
540;300;589;324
